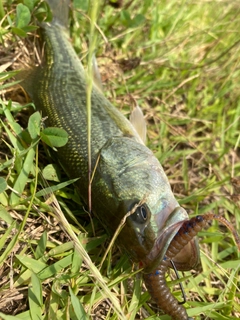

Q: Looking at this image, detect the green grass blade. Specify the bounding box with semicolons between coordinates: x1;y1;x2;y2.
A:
28;273;43;320
69;287;89;320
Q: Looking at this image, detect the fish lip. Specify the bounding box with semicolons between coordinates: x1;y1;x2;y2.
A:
142;206;188;273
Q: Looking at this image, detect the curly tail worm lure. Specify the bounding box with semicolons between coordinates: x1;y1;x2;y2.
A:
143;214;240;320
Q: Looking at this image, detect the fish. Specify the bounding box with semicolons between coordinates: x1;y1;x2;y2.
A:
19;0;202;317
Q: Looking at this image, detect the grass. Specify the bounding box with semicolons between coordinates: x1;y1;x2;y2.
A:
0;0;240;319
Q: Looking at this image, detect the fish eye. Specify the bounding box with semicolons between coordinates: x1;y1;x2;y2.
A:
139;206;148;220
131;204;150;224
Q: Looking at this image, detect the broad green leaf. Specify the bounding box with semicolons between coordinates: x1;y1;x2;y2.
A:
220;260;240;269
32;272;43;306
127;277;142;320
12;311;31;320
2;102;23;135
12;27;27;37
69;287;88;320
16;4;31;29
2;122;24;151
29;273;43;320
0;220;17;254
46;242;74;258
16;255;47;273
0;313;23;320
14;268;34;287
40;127;68;148
0;27;8;37
131;14;145;28
0;205;13;224
0;231;18;265
73;0;89;11
0;71;18;82
22;25;38;33
120;10;131;27
24;0;38;11
35;231;47;259
42;164;61;182
47;291;60;319
188;302;229;313
10;146;36;205
71;246;83;275
0;191;8;206
28;111;41;139
0;1;4;20
120;11;145;28
35;2;52;22
38;254;73;280
0;177;7;193
85;235;108;252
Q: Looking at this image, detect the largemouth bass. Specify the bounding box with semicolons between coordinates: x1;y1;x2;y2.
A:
20;0;200;275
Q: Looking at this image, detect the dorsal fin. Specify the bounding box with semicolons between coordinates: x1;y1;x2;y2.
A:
130;104;147;144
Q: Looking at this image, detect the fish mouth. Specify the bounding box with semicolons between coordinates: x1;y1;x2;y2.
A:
142;206;188;273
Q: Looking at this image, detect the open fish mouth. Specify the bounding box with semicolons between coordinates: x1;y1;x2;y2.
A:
142;207;188;272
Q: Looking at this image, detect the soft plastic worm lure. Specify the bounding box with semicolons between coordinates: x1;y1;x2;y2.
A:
143;214;240;320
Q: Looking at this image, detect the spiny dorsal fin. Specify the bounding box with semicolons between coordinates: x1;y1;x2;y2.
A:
130;104;147;144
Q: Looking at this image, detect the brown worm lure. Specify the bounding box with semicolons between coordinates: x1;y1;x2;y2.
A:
143;214;240;320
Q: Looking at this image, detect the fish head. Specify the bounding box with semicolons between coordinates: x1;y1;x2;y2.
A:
97;136;200;271
120;200;189;271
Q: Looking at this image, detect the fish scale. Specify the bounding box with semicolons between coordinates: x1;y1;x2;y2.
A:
35;23;140;179
20;1;201;316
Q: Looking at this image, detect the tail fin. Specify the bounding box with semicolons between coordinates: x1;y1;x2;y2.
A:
17;1;70;97
16;67;40;99
46;0;70;28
